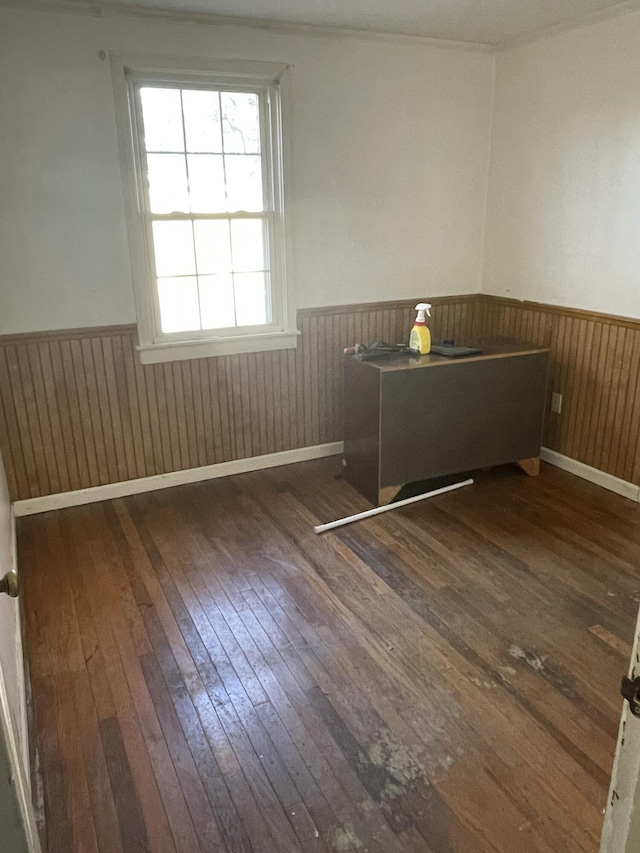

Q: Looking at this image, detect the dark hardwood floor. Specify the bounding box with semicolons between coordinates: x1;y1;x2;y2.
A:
18;459;640;852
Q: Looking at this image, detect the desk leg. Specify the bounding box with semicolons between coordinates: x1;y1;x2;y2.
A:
378;484;403;505
517;457;540;476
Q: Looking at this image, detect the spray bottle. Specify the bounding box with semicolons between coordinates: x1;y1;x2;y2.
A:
409;303;432;355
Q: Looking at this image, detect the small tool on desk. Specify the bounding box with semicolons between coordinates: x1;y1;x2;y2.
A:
343;341;414;361
430;340;482;357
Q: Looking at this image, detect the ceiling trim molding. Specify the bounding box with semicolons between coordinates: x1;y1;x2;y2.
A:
499;0;640;49
0;0;496;52
3;0;640;60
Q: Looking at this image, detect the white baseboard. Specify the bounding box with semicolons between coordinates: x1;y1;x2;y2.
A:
15;442;638;517
541;447;640;502
13;442;345;517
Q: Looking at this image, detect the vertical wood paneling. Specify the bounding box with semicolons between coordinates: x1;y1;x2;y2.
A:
557;316;578;456
26;343;59;494
563;318;587;463
619;330;640;482
4;293;639;501
598;326;625;474
629;336;640;483
143;361;165;474
0;349;23;499
473;297;640;486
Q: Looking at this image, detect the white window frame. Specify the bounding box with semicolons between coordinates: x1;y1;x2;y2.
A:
111;54;297;364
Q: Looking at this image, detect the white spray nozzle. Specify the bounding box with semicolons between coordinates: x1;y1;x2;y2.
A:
414;302;432;322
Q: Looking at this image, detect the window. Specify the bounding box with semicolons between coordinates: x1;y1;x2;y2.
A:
112;57;296;363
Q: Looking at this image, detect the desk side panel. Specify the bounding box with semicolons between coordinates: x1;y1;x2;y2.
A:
343;358;381;504
379;352;549;487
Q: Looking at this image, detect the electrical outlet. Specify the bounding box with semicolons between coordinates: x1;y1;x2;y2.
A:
551;392;563;414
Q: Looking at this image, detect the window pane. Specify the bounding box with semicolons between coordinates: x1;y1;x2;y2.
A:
157;276;200;333
187;154;226;213
193;220;232;274
183;90;222;153
225;155;263;212
140;88;184;152
152;221;196;277
199;274;236;329
230;219;265;272
147;154;189;213
234;272;268;326
221;92;261;154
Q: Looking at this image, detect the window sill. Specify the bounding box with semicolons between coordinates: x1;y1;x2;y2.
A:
138;329;300;364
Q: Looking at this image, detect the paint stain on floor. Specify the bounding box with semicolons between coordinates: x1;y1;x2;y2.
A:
509;644;546;671
330;823;363;851
368;729;427;788
470;676;497;689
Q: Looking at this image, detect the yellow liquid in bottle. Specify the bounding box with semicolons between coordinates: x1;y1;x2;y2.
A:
409;324;431;354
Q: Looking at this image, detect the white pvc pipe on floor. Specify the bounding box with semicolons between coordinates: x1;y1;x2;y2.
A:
313;478;474;534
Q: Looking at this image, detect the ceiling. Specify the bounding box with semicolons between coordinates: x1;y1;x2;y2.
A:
10;0;640;45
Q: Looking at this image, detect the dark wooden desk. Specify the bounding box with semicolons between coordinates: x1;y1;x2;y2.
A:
343;340;550;505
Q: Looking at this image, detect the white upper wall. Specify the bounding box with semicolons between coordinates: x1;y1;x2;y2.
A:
483;11;640;318
0;8;494;334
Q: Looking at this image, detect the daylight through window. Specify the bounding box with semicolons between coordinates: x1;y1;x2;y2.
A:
112;58;293;362
138;84;272;334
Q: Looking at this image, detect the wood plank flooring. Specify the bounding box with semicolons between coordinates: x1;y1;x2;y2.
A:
18;459;640;852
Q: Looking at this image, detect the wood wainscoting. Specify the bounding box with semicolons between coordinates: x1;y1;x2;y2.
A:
2;293;639;502
0;296;480;501
478;296;640;487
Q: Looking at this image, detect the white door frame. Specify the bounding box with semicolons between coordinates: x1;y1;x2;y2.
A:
600;602;640;852
0;506;41;852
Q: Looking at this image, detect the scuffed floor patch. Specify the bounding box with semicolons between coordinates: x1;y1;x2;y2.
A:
368;729;428;788
509;644;546;671
329;823;363;851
